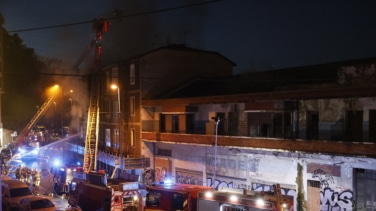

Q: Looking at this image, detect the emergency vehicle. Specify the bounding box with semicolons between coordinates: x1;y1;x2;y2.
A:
197;184;294;211
68;171;145;211
144;183;214;211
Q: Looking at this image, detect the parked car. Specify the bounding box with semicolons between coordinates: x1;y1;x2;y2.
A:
2;179;34;210
18;196;56;211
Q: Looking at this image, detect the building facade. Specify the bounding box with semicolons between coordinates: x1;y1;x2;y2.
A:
99;44;376;210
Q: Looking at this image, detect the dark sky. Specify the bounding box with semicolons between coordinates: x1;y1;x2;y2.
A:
1;0;376;74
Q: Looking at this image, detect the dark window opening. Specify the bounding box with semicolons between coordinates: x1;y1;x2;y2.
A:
306;111;319;140
345;110;363;142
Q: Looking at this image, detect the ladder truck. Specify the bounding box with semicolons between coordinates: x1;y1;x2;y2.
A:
83;17;109;173
14;91;57;147
197;184;294;211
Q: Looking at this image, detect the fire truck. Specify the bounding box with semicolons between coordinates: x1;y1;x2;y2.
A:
69;171;145;211
197;184;294;211
144;183;214;211
69;172;212;211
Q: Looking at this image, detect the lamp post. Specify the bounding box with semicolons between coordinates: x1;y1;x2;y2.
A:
53;101;57;134
60;87;63;137
111;84;121;155
212;116;220;189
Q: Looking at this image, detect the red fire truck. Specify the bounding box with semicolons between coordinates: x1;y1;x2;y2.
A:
197;184;294;211
144;183;214;211
69;172;144;211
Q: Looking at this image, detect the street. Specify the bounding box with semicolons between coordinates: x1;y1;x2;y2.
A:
2;136;81;210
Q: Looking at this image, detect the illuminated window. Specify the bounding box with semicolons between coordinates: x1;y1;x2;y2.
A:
130;96;135;116
130;63;135;85
131;128;135;147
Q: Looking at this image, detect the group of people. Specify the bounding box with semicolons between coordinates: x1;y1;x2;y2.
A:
14;165;41;187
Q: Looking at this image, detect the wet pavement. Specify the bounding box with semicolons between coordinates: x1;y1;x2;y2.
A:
2;136;81;210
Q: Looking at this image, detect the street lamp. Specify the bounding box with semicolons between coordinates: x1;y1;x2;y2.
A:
111;84;122;156
212;116;220;189
111;84;120;114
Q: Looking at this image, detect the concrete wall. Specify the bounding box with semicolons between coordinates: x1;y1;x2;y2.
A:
142;140;376;211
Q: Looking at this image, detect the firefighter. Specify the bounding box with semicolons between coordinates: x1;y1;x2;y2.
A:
31;168;40;186
15;165;21;180
34;170;41;187
20;166;26;182
26;167;32;184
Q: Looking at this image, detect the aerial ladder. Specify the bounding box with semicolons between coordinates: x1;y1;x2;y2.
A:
83;18;108;173
15;94;56;146
83;76;100;173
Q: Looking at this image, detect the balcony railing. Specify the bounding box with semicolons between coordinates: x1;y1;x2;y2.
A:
142;120;370;142
141;131;376;158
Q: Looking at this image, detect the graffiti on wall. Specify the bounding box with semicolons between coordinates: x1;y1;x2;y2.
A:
311;167;354;210
205;178;296;199
206;154;259;179
312;168;334;189
320;188;354;211
206;177;244;190
143;168;155;185
155;157;171;182
251;183;296;197
176;168;203;185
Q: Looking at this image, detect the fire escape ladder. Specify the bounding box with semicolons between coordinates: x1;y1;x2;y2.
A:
16;94;56;146
83;75;100;173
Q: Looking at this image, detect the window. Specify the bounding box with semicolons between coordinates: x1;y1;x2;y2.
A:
114;129;119;148
146;192;161;207
306;111;319;140
130;63;135;85
171;193;187;210
105;129;111;147
369;110;376;142
345;110;363;141
29;199;55;209
130;96;135;116
113;98;119;118
10;187;32;197
354;168;376;210
107;67;119;93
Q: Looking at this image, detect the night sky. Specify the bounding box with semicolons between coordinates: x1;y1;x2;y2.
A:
1;0;376;74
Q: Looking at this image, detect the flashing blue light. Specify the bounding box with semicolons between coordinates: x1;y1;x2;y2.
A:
77;162;81;166
53;159;61;167
164;179;173;185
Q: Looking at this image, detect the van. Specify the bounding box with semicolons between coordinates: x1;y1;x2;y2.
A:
2;179;33;210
